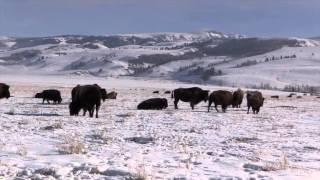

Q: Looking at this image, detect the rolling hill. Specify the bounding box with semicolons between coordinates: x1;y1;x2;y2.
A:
0;31;319;89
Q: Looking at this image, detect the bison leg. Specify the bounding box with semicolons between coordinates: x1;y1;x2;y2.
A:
83;108;87;116
222;105;227;113
95;105;100;118
215;104;219;112
190;102;195;110
174;99;179;109
89;108;94;118
247;106;250;114
208;100;213;112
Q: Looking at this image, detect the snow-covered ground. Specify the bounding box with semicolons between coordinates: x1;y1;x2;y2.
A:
0;75;320;179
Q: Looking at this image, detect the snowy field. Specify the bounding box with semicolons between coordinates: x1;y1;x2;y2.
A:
0;76;320;179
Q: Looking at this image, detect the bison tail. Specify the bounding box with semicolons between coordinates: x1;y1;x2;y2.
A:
171;91;174;99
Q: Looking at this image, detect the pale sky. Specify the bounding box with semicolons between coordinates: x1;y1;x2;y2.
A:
0;0;319;37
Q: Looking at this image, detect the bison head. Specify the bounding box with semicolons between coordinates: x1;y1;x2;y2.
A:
4;89;10;99
58;97;62;104
100;88;107;102
202;90;209;102
163;98;168;108
0;84;11;99
35;93;43;98
69;102;81;116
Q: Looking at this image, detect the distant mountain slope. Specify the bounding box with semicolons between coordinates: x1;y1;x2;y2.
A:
0;31;319;88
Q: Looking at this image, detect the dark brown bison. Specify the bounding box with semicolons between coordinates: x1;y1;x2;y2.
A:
271;95;279;99
208;90;233;112
35;89;62;104
69;84;102;118
72;84;107;101
0;83;11;99
287;93;296;98
172;87;209;110
137;98;168;110
232;88;244;108
164;91;171;94
247;91;265;114
106;91;118;99
153;91;159;94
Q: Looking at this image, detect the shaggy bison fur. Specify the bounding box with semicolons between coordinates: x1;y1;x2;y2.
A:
247;91;265;114
208;90;233;113
232;89;244;108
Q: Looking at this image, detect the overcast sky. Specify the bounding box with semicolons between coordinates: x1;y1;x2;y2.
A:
0;0;319;37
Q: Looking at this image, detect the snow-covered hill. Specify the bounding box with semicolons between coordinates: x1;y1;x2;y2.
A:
0;31;319;88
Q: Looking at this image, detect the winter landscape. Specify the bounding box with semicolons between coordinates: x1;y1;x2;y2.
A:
1;0;320;179
0;31;320;179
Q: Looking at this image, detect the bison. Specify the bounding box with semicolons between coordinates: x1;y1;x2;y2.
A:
69;84;102;118
72;84;107;101
287;93;296;98
232;88;244;108
164;90;171;94
247;91;264;114
137;98;168;110
208;90;233;112
172;87;209;110
153;91;159;94
0;83;11;99
35;89;62;104
271;95;279;99
106;91;118;99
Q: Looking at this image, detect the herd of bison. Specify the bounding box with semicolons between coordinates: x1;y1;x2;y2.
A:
4;82;317;118
0;82;269;118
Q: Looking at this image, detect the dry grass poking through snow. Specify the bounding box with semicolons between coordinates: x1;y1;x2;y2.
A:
263;153;289;171
58;134;86;154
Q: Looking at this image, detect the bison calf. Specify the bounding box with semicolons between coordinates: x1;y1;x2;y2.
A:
208;90;233;113
35;89;62;104
247;91;264;114
137;98;168;110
